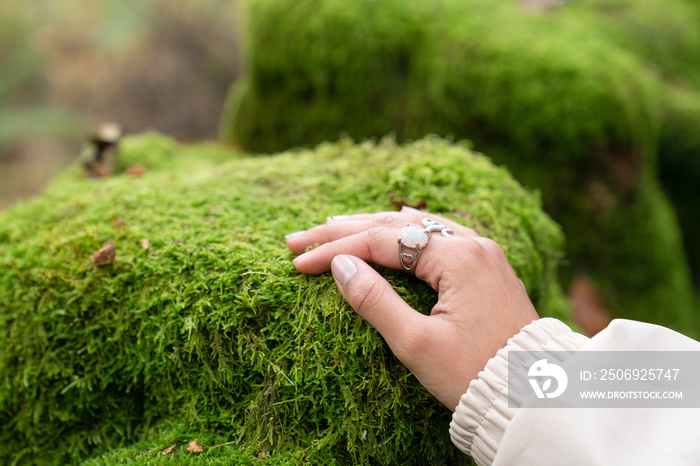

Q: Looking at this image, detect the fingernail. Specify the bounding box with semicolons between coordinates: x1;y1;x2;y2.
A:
400;206;419;213
326;215;348;222
331;255;357;286
285;230;306;240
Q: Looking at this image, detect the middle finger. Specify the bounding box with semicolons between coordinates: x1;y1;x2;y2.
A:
286;211;477;255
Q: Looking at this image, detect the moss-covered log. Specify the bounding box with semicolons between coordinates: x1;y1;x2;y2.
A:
220;0;697;332
0;134;566;464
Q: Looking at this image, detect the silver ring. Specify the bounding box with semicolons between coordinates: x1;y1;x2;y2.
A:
398;224;430;272
421;218;454;237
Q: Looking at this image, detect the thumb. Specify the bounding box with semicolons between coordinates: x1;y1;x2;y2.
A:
330;255;427;356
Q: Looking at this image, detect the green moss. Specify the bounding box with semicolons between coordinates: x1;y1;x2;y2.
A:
559;0;700;88
81;418;338;465
221;0;661;160
113;131;178;174
0;134;563;465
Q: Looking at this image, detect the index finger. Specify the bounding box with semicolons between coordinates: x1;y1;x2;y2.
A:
286;210;477;254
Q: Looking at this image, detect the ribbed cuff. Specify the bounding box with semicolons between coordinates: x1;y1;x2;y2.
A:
449;318;589;465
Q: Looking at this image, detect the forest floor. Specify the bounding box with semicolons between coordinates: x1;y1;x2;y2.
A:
0;0;240;209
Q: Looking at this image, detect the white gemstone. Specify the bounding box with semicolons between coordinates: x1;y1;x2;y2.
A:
398;226;429;249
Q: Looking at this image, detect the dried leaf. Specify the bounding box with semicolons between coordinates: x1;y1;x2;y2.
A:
389;192;427;211
92;240;116;267
187;441;204;453
127;164;146;177
140;238;150;250
160;444;177;456
112;218;126;229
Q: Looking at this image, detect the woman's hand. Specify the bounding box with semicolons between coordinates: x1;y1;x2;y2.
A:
286;207;539;410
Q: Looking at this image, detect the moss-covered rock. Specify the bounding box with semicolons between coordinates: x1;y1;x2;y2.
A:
219;0;697;333
221;0;661;159
554;0;700;286
0;134;565;464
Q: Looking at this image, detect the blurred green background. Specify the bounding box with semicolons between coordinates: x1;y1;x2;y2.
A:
0;0;240;209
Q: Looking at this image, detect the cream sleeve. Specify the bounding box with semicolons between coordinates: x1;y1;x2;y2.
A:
449;318;700;466
449;318;588;464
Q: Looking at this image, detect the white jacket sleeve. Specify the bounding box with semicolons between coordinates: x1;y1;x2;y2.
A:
449;318;700;466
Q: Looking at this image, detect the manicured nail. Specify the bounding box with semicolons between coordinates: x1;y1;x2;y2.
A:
331;255;357;286
285;230;306;240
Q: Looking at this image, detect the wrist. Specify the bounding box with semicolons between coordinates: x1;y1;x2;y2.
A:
449;318;588;465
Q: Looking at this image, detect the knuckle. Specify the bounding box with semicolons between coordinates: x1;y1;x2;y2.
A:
477;237;506;256
366;226;385;239
372;215;400;228
353;279;386;315
450;237;505;269
365;226;391;246
361;227;392;262
461;238;488;259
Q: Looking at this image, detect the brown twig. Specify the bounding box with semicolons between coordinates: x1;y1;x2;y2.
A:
209;440;237;450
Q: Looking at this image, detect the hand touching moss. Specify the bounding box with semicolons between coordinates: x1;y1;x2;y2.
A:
286;208;539;411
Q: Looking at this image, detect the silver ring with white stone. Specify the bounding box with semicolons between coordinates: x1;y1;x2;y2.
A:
421;218;454;237
398;224;431;272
